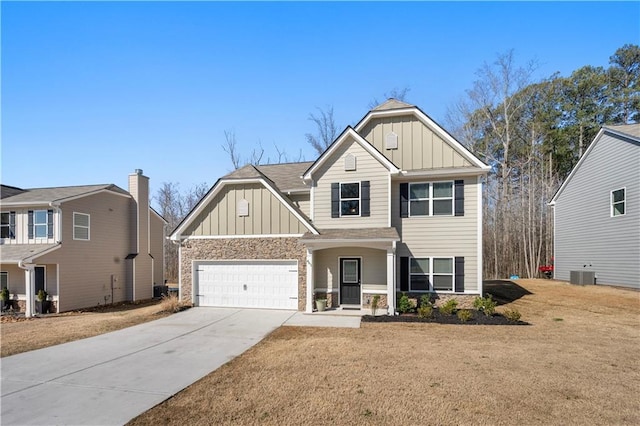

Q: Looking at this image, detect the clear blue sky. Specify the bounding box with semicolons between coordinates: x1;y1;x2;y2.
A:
2;1;639;207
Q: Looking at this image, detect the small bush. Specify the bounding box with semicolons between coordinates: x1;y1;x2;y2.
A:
457;309;473;322
439;299;458;315
503;309;522;322
397;293;415;314
159;293;182;313
371;295;380;316
417;304;433;319
419;294;433;307
473;295;497;316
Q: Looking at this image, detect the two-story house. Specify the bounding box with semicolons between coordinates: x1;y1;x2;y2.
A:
0;170;166;315
170;100;490;314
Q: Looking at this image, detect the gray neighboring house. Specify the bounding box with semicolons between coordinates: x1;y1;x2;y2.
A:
550;124;640;289
170;100;490;314
0;170;166;315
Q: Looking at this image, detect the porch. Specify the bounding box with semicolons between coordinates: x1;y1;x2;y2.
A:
300;227;400;315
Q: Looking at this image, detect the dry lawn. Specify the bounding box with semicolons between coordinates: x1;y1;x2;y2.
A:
129;279;640;425
1;300;171;357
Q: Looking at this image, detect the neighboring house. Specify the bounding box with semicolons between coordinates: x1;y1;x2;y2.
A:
550;124;640;289
0;170;166;314
170;100;490;314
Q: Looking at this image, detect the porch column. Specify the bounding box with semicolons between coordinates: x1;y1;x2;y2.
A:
386;246;396;315
24;266;35;318
305;248;314;313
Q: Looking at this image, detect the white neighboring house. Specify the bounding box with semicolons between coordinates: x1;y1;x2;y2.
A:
550;124;640;289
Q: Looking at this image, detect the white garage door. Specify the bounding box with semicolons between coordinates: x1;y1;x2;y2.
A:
195;260;298;309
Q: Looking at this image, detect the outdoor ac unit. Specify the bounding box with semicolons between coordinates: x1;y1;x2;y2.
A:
570;271;596;285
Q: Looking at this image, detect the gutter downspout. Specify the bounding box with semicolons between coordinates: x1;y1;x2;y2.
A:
18;259;35;318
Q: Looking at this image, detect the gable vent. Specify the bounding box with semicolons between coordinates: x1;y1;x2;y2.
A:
345;154;357;171
238;199;249;217
385;132;398;150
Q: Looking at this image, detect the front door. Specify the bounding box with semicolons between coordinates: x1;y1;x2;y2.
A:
34;266;46;295
340;258;361;305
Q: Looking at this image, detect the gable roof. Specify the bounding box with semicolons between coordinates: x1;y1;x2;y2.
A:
302;126;400;181
354;104;490;171
256;162;313;193
170;164;318;240
0;184;131;206
550;124;640;204
1;184;26;199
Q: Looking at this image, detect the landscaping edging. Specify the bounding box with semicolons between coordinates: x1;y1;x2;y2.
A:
362;312;528;325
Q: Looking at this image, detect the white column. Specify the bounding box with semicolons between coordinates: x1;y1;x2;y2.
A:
24;267;34;318
386;246;396;316
305;248;314;313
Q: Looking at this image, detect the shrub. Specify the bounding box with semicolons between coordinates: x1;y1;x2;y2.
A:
417;304;433;319
439;299;458;315
419;294;433;307
503;309;522;322
457;309;473;322
159;293;182;313
37;289;48;302
0;287;9;301
397;293;415;314
371;295;380;316
473;295;497;316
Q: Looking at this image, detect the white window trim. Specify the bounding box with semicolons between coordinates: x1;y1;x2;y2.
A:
340;181;361;217
408;181;454;217
610;187;626;217
409;256;455;292
33;209;48;239
73;212;91;241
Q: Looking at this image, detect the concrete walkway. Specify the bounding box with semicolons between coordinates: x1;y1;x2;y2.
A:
1;308;296;426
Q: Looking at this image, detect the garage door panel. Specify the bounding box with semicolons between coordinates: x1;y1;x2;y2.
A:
195;260;298;309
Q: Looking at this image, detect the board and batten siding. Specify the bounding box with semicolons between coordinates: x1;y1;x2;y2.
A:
288;193;310;218
313;247;387;292
312;137;389;229
184;182;308;237
555;133;640;288
0;207;59;245
359;116;472;171
391;176;480;292
36;191;132;311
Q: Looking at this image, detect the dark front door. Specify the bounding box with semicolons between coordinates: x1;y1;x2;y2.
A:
340;258;361;305
35;266;46;294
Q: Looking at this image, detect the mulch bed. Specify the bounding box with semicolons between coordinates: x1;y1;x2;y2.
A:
362;311;528;325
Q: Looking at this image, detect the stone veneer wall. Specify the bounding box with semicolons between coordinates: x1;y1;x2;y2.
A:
179;237;307;311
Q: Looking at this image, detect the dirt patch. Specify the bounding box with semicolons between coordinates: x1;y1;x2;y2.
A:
128;279;639;426
1;300;171;357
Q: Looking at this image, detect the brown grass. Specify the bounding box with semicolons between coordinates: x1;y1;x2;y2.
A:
129;280;640;425
0;300;170;357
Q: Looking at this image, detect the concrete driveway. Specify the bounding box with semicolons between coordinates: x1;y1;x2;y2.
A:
1;308;296;426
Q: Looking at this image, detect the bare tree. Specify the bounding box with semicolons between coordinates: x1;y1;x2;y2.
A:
222;130;242;169
305;106;338;155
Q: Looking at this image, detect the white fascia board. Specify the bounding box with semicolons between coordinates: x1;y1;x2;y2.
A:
186;234;305;240
550;128;606;203
171;178;318;240
398;167;489;179
302;127;400;181
355;107;490;171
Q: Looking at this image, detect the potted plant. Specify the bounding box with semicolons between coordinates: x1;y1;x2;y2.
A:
0;287;10;312
315;296;327;312
36;289;50;314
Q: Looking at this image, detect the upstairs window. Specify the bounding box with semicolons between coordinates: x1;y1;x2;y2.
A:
0;212;15;239
611;188;625;217
340;182;360;216
28;209;53;239
407;182;453;216
73;212;90;240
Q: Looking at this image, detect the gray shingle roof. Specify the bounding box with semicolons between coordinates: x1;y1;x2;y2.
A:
223;162;313;193
301;227;400;241
0;184;129;205
372;98;414;111
0;185;26;200
605;123;640;139
0;244;61;263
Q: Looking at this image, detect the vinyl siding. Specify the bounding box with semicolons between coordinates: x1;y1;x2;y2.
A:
392;176;480;292
313;247;387;292
37;191;132;311
288;193;310;218
184;183;308;236
360;116;472;171
555;133;640;288
312;137;389;228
